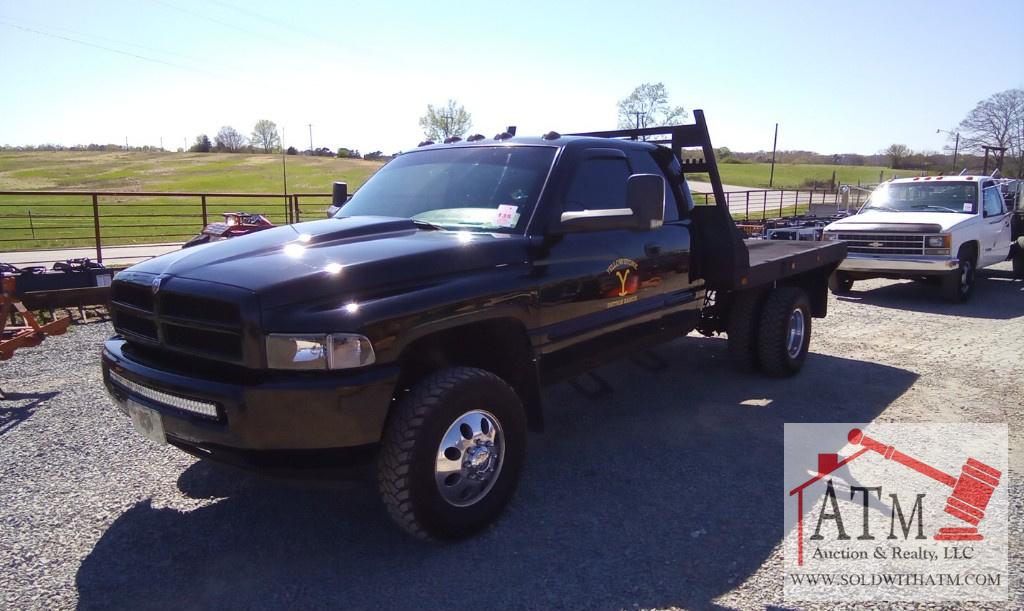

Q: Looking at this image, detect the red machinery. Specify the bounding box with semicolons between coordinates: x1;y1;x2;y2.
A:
848;428;1002;541
182;212;275;248
1;275;72;398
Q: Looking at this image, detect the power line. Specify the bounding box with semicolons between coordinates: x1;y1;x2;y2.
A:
0;21;217;76
149;0;292;47
12;18;208;64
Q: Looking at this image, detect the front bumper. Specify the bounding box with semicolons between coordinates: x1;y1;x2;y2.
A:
838;254;959;276
101;337;399;459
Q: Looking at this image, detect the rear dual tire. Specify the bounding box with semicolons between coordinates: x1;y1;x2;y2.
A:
727;287;811;377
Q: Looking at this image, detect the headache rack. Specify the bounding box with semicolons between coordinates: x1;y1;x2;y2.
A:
571;109;750;289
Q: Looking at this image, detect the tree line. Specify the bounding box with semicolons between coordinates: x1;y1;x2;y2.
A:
5;86;1020;177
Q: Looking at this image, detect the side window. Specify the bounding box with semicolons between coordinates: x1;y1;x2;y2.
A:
563;156;631;212
982;184;1004;217
627;150;680;222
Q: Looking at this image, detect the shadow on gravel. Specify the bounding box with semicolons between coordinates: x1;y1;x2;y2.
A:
0;391;58;436
76;336;916;610
838;270;1024;320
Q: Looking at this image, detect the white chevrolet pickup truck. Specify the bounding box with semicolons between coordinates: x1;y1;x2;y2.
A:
823;176;1023;302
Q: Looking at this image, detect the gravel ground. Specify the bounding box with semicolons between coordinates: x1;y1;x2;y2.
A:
1;262;1021;610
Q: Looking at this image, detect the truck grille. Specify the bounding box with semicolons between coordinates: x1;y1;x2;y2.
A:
111;281;244;363
835;233;925;256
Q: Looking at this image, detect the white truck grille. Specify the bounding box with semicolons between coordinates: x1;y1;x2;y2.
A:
835;233;925;256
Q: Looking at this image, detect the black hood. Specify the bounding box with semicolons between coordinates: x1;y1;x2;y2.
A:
125;217;530;308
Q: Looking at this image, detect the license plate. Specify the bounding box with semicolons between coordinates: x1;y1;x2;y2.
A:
128;400;166;445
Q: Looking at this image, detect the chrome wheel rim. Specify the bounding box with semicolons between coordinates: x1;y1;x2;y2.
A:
786;309;806;359
435;409;504;507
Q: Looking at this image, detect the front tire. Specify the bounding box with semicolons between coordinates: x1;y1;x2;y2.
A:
828;272;854;295
757;287;812;377
942;249;975;303
377;367;526;540
1013;250;1024;280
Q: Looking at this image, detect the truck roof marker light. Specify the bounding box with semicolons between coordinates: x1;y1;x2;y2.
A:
936;176;943;180
466;134;485;142
494;131;514;140
443;136;462;144
924;177;931;180
913;177;920;181
542;131;561;140
418;140;435;147
966;176;974;180
324;262;343;274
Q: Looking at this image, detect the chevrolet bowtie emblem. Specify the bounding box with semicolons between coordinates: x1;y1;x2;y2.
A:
867;241;884;248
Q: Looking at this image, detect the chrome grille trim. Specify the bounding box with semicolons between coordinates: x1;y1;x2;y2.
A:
834;232;926;256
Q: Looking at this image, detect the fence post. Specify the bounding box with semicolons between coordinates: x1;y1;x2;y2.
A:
91;194;103;263
293;195;300;223
201;194;208;227
745;191;750;220
762;191;768;220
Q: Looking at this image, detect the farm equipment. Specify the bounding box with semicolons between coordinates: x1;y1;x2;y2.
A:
183;211;275;248
1;275;72;398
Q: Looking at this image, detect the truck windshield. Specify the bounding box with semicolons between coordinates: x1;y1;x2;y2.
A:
336;145;557;232
862;182;977;214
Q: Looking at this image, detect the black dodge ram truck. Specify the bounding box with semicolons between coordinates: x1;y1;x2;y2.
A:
101;111;846;539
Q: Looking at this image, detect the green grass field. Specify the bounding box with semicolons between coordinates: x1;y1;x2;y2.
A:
708;162;922;189
0;151;383;250
0;151;909;252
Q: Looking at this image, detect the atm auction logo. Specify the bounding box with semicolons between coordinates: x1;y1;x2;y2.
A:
783;423;1007;602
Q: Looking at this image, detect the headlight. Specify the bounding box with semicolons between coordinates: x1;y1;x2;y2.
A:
266;333;375;370
926;235;951;248
824;232;839;241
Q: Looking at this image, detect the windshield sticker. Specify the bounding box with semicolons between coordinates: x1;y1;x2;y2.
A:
963;203;974;213
496;204;519;228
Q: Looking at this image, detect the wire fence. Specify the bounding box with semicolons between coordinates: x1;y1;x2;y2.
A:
0;191;333;264
693;185;872;220
0;184;879;264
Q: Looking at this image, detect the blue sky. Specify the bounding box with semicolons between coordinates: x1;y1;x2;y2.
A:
1;0;1022;155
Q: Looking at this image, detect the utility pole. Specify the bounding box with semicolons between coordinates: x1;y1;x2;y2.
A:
769;123;779;188
125;136;129;151
160;137;164;152
936;129;960;173
307;123;313;153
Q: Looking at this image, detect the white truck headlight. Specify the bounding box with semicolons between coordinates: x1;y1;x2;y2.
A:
926;235;950;248
266;334;375;370
824;232;839;241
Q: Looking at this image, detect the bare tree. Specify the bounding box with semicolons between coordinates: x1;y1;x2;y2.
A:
883;144;911;169
251;119;280;153
617;82;687;132
419;100;472;142
957;89;1024;177
215;126;247;152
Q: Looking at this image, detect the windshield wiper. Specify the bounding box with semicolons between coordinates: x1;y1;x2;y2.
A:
911;204;960;213
410;219;444;231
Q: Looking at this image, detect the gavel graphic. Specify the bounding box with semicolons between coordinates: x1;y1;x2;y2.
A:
848;428;1001;541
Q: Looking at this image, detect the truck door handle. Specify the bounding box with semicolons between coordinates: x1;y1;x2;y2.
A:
644;243;662;256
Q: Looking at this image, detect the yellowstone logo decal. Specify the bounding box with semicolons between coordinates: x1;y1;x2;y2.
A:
605;258;639;307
